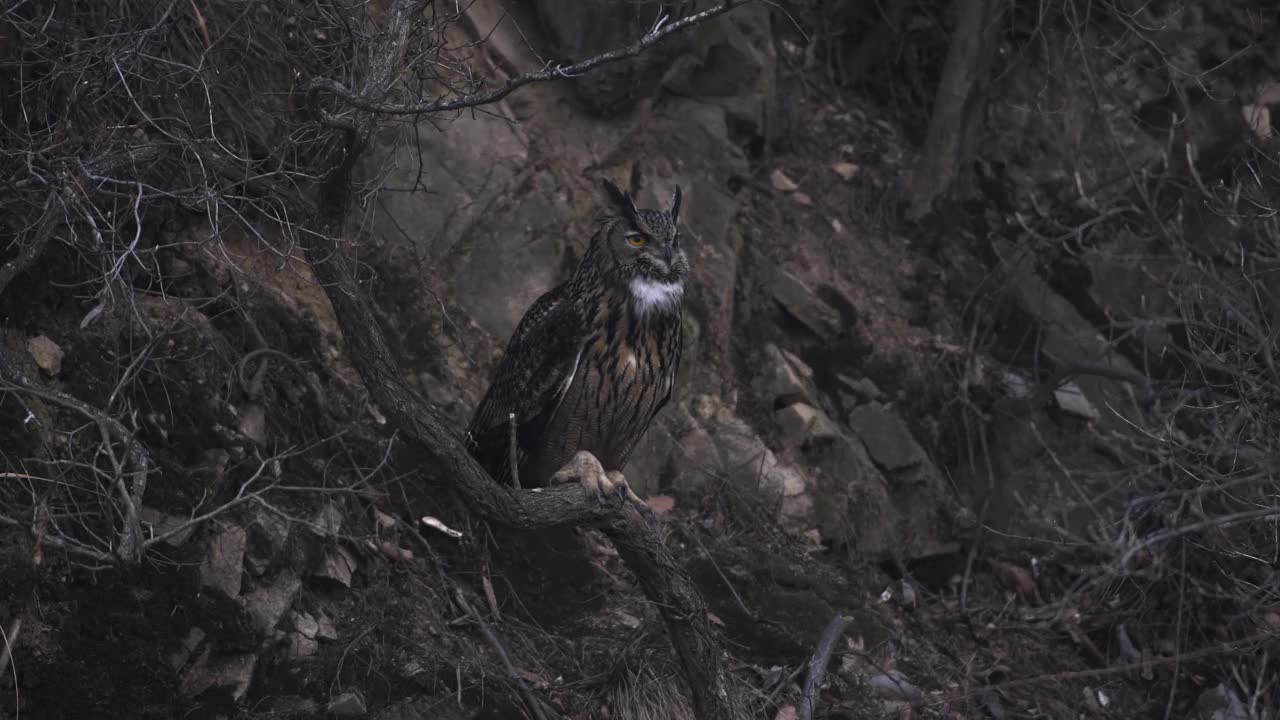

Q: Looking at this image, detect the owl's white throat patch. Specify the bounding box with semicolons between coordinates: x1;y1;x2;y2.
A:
630;278;684;316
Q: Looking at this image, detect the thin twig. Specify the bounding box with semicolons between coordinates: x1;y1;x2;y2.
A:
307;0;744;119
0;350;150;563
0;500;49;684
453;586;553;720
914;632;1275;709
688;530;753;619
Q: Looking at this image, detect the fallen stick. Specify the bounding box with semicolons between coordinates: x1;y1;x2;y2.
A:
798;614;852;720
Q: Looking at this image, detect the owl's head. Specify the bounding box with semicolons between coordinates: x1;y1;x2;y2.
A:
595;178;688;314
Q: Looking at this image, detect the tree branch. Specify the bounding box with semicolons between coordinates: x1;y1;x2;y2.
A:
605;507;748;720
906;0;1003;220
307;1;741;119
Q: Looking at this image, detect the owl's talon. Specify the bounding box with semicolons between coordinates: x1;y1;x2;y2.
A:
547;452;639;508
605;470;638;507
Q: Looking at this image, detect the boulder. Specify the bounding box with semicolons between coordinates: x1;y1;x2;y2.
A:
846;404;928;471
806;434;896;559
662;4;776;143
669;423;721;495
624;415;678;497
288;633;320;660
775;403;839;450
693;394;815;530
328;690;368;717
451;176;575;342
834;373;883;415
167;627;207;672
756;343;815;408
292;611;319;639
198;525;247;600
996;237;1146;434
240;570;302;635
235;401;268;446
315;611;339;642
26;335;64;376
312;545;358;588
244;510;290;576
771;268;843;339
179;647;257;702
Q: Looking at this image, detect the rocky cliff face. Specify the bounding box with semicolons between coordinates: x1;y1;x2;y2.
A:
4;0;1279;717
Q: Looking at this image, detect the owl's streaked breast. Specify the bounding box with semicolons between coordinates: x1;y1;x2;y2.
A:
524;292;681;484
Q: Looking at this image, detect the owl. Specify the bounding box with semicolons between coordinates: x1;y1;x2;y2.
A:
466;178;687;491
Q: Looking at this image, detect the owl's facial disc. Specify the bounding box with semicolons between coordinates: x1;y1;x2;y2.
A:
596;189;688;315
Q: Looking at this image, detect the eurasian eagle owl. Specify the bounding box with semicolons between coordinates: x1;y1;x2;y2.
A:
466;178;687;490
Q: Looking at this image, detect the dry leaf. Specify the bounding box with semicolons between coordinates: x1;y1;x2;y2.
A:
899;579;917;609
792;191;813;206
831;161;859;181
517;669;549;689
372;508;398;530
421;515;463;539
770;168;799;192
773;706;799;720
988;558;1037;595
646;494;676;514
1242;104;1271;138
27;335;64;376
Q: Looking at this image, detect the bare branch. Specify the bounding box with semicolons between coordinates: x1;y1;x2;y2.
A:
0;348;150;563
307;0;744;118
453;586;552;720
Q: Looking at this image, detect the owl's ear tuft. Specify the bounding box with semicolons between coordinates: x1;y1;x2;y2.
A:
602;178;640;222
670;185;683;226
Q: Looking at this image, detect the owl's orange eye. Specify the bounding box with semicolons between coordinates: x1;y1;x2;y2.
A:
626;234;647;248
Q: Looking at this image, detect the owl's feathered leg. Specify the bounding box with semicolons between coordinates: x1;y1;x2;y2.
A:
549;451;641;506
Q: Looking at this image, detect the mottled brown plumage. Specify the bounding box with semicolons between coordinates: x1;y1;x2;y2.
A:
466;178;687;488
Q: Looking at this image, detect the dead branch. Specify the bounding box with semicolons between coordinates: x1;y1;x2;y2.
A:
0;348;148;563
798;614;852;720
603;504;747;720
0;501;47;682
0;193;59;297
906;0;1003;220
306;0;743;120
913;632;1276;710
453;586;554;720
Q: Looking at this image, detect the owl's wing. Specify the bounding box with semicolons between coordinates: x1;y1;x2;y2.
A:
465;285;587;484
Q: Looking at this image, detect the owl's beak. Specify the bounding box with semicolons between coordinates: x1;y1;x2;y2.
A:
662;243;674;266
